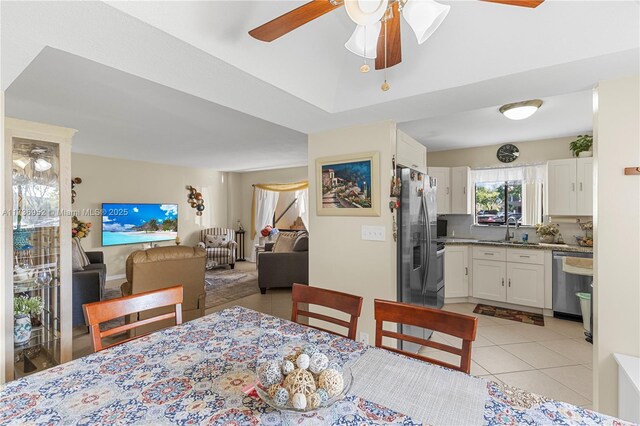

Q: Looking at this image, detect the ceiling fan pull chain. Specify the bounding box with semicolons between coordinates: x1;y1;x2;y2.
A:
381;11;390;91
361;25;370;73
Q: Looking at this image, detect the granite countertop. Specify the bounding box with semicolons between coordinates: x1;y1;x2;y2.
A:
438;237;593;253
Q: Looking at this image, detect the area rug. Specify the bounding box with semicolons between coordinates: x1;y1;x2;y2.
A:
103;268;260;310
205;268;259;309
473;304;545;326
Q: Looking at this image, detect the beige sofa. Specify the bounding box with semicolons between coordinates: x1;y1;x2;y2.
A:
121;245;206;335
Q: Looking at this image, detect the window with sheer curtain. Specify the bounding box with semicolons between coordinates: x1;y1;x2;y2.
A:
470;165;546;226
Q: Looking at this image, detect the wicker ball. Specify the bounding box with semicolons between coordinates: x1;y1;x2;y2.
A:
318;368;343;397
302;343;318;357
257;360;283;387
309;353;329;375
308;392;322;409
281;359;295;376
296;353;310;370
283;368;316;396
316;388;329;403
291;392;307;410
267;384;281;399
273;387;289;407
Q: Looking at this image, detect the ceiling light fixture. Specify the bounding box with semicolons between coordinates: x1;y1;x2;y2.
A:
499;99;543;120
345;22;382;59
402;0;451;45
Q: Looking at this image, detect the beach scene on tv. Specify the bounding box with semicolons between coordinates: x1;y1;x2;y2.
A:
102;203;178;246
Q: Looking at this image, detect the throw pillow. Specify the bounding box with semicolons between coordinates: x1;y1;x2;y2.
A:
205;234;229;248
71;238;85;272
74;237;90;267
273;231;298;253
292;233;309;252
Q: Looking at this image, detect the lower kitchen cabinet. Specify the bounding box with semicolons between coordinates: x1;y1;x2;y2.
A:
506;263;545;308
445;246;469;298
472;259;507;302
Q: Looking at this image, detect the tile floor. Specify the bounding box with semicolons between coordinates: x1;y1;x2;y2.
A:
73;274;593;408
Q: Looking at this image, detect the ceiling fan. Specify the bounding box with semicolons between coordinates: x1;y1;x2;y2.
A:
249;0;543;85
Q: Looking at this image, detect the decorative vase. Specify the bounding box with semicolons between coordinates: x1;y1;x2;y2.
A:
14;314;32;345
540;235;555;244
13;228;33;250
578;151;593;158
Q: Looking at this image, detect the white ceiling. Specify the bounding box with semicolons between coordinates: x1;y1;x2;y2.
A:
2;1;639;170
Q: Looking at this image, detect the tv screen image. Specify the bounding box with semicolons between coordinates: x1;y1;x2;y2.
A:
102;203;178;247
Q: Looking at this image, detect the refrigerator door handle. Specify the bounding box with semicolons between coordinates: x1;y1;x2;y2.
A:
421;194;431;294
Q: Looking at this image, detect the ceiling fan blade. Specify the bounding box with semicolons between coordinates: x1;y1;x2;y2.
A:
249;0;343;42
480;0;544;8
375;2;402;70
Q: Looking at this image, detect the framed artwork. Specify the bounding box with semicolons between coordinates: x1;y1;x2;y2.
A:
316;151;380;216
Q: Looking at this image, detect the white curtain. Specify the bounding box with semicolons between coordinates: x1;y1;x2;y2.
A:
251;188;279;262
522;182;543;225
470;164;546;184
294;189;309;232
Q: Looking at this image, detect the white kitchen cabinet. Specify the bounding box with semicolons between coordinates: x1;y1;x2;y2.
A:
547;159;577;215
472;259;507;302
397;130;427;174
506;263;545;308
547;158;593;216
576;158;593;215
450;166;472;214
445;246;469;298
428;167;451;214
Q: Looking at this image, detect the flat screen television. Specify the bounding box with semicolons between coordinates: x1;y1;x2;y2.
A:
102;203;178;247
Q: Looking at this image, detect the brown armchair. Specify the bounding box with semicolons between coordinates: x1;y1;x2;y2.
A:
121;246;206;335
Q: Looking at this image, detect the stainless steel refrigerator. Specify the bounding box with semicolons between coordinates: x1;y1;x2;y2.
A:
396;167;445;352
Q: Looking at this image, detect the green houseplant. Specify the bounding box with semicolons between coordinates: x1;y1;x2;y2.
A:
14;295;43;345
569;135;593;158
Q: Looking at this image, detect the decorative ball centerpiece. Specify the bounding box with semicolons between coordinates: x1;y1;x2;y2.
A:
254;346;352;412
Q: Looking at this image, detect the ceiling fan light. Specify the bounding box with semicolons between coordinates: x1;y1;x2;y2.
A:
499;99;543;120
345;22;381;59
34;158;52;172
345;0;389;26
402;0;450;45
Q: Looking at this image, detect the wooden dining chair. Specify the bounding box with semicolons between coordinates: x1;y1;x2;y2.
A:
83;285;183;352
291;283;363;340
374;299;478;374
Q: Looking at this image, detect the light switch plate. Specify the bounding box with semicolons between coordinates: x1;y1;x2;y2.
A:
361;225;385;241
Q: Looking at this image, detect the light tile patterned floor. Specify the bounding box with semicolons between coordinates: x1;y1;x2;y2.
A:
73;275;593;408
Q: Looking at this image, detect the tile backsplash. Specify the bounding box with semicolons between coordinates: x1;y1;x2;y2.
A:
439;214;590;245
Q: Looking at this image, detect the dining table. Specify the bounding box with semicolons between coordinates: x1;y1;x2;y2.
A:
0;306;631;425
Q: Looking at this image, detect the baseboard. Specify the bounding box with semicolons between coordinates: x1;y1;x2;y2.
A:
106;274;126;282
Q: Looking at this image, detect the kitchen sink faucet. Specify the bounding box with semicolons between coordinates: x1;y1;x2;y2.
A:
505;220;520;242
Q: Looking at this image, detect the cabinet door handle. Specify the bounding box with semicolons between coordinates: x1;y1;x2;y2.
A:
465;267;468;276
501;278;505;287
519;255;530;258
508;278;511;287
463;186;466;195
580;182;583;191
572;183;576;192
484;252;494;256
446;187;450;195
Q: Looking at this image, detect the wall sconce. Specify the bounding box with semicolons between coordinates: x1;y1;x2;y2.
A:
186;185;205;216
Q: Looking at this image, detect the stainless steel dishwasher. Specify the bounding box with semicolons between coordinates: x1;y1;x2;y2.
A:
552;251;593;319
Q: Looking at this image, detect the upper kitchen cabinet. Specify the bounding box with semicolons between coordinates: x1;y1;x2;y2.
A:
396;130;427;174
450;166;472;214
547;158;593;216
428;167;451;214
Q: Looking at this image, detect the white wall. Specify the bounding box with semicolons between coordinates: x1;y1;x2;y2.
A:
228;166;308;259
308;121;397;340
593;75;640;417
0;91;6;384
71;153;228;277
427;136;578;168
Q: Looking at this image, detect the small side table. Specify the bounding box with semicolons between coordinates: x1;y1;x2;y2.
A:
235;230;246;261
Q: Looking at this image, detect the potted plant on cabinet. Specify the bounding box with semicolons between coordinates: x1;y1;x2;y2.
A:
569;135;593;158
14;295;43;345
535;223;560;244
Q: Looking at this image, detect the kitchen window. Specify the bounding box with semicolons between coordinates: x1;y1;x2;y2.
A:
471;165;545;226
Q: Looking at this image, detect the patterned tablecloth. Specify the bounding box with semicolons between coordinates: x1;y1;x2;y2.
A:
0;307;630;425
